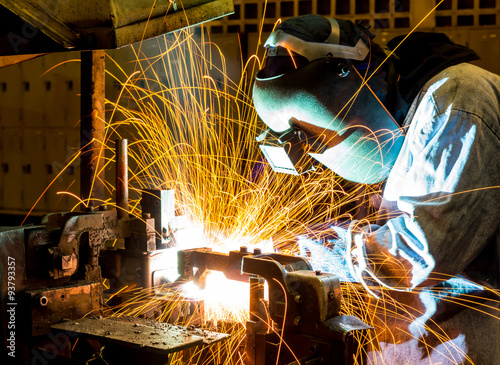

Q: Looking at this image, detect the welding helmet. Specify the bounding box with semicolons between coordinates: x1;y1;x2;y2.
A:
253;15;404;184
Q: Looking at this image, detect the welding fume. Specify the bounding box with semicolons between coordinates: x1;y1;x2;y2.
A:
252;14;500;365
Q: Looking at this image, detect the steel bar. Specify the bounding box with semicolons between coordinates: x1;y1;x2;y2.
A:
116;139;128;219
80;50;105;209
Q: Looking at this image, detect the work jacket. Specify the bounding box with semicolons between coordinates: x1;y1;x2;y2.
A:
355;62;500;365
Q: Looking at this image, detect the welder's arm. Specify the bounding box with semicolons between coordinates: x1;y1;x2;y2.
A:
350;108;499;291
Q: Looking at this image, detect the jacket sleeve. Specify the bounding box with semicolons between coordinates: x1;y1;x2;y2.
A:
351;83;500;291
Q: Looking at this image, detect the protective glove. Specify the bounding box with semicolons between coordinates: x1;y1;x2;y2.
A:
297;225;357;282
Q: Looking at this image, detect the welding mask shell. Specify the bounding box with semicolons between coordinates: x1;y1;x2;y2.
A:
253;16;405;184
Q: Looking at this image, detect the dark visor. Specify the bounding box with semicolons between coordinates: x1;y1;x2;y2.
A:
256;47;309;79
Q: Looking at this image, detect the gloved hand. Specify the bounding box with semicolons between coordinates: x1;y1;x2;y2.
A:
297;225;357;282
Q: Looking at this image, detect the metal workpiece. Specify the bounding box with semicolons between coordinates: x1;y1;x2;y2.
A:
176;247;266;287
116;139;129;220
51;315;229;365
141;189;180;250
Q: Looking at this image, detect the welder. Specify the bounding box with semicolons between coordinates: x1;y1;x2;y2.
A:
252;15;500;364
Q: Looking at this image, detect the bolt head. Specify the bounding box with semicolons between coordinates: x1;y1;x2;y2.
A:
293;316;303;326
